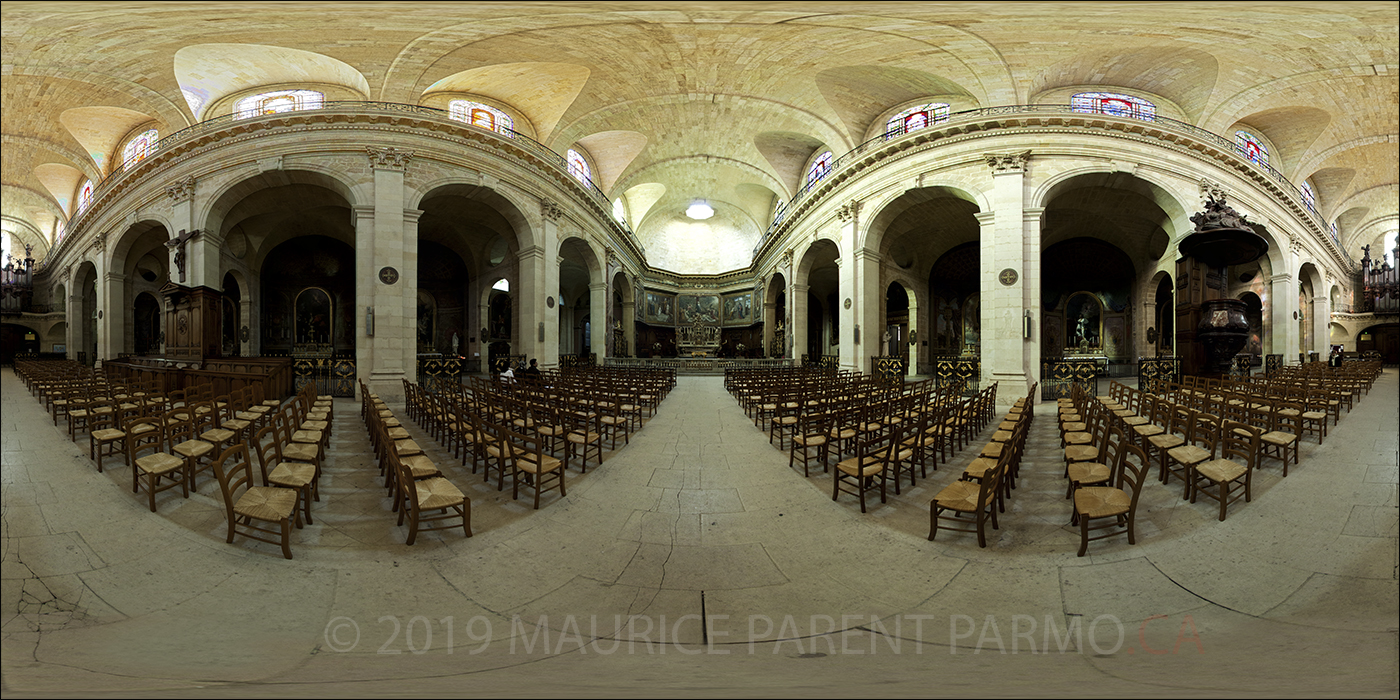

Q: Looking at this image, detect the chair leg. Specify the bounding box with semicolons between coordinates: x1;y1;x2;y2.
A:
280;519;293;560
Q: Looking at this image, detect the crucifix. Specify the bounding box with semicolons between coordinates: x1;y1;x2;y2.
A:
164;228;200;283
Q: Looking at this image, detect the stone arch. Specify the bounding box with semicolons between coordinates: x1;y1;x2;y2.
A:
109;218;173;278
410;179;537;254
860;182;988;255
200;168;363;245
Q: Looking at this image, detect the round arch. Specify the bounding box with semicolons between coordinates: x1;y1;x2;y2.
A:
861;183;988;255
200;168;364;242
410;179;537;254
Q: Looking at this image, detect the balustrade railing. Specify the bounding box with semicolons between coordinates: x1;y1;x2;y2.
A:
1041;358;1098;401
755;104;1337;260
934;357;979;394
1137;356;1181;387
56;101;641;265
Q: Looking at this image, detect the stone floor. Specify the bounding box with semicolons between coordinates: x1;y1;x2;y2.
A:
2;368;1397;697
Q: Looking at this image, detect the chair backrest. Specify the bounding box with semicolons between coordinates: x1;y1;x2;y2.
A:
1118;442;1152;509
211;443;255;513
251;425;280;480
1188;411;1219;457
1219;420;1260;469
1273;400;1303;436
125;416;165;459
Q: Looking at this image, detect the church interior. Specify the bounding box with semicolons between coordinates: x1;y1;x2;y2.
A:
1;2;1396;697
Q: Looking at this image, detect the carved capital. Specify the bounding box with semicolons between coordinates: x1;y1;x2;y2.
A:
1289;234;1303;255
985;150;1031;172
837;200;862;224
605;246;617;267
366;146;414;170
165;175;196;203
780;248;794;269
542;199;564;222
91;231;108;254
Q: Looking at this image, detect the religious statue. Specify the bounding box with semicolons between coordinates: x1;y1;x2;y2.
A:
164;229;200;283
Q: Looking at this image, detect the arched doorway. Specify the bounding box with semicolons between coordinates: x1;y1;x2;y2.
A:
259;236;355;355
0;323;40;364
133;292;161;356
796;239;839;363
885;282;911;375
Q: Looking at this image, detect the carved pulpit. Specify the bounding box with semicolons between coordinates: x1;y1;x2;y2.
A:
160;281;222;363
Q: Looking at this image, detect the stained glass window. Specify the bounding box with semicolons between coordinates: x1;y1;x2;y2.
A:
448;100;514;137
492;278;509;292
1234;130;1269;166
1330;221;1339;243
612;198;627;224
1070;92;1156;121
55;220;65;242
806;151;833;187
566;149;591;184
122;129;159;171
886;103;950;137
1300;181;1317;213
77;180;94;214
234;89;323;120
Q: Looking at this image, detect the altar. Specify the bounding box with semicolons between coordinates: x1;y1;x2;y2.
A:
677;322;721;357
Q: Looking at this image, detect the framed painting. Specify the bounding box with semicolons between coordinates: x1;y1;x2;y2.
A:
678;294;719;324
294;287;333;344
643;291;675;325
722;292;753;325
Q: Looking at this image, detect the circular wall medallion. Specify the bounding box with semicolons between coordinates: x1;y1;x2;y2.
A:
547;296;555;308
843;298;852;309
378;267;399;285
998;268;1019;286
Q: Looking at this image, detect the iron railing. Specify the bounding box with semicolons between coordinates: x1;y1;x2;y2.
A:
933;358;979;394
1137;356;1182;387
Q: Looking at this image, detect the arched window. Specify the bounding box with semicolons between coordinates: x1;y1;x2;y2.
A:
806;151;833;187
1070;92;1156;121
492;278;510;292
1300;180;1317;213
612;198;627;224
54;220;65;242
234;89;323;120
77;180;94;214
885;103;950;137
121;129;158;171
566;149;591;184
1234;130;1270;166
1329;221;1339;243
448;100;514;137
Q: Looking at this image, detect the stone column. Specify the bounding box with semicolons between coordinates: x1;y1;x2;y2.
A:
1269;272;1297;362
1310;295;1329;356
401;208;423;379
98;264;122;362
239;297;253;356
164;176;197;285
622;299;636;356
980;152;1030;409
856;249;882;374
361;147;413;401
589;280;607;361
762;300;776;357
791;282;809;362
1020;207;1044;402
836;201;860;371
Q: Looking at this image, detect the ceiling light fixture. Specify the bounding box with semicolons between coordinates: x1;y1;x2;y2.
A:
686;201;714;220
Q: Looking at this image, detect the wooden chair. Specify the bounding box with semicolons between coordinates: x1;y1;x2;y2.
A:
832;418;902;513
504;425;566;509
126;416;189;512
564;400;606;472
929;449;1007;548
1190;421;1260;521
1260;399;1303;476
90;401;139;473
210;443;297;559
1074;442;1152;556
253;425;316;526
1067;425;1124;505
388;444;472;544
1165;410;1219;499
789;408;832;477
169;411;216;491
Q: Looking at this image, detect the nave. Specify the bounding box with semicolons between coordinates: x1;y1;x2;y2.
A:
1;369;1396;696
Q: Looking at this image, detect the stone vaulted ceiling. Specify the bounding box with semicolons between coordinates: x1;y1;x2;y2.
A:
2;1;1396;268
